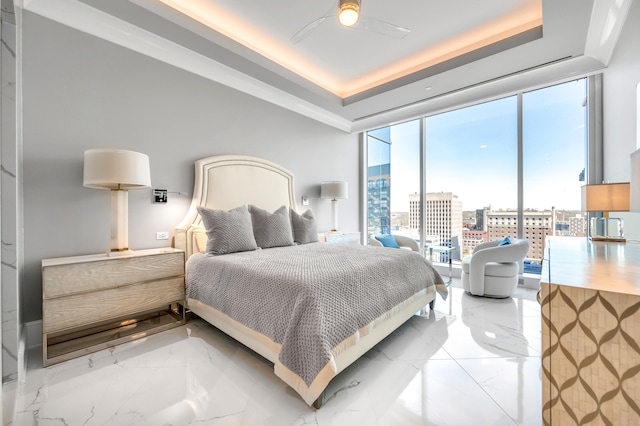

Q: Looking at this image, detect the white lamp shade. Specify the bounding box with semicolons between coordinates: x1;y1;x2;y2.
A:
321;181;348;200
83;149;151;190
632;149;640;212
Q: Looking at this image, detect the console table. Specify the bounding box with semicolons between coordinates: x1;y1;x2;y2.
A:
540;237;640;425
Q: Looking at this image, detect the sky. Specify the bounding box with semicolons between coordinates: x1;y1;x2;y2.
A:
381;79;587;213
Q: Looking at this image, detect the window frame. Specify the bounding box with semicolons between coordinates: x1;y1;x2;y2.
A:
362;75;602;266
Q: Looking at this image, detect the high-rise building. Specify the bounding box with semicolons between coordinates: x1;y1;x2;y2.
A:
475;206;490;231
367;163;390;236
409;192;463;260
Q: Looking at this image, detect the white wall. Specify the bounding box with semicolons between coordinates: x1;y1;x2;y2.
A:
21;12;358;322
603;0;640;240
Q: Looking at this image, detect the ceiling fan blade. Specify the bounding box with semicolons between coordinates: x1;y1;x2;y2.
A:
358;16;411;39
291;0;339;44
291;16;329;44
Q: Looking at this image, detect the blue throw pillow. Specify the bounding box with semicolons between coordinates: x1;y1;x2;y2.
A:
498;237;512;246
375;234;400;248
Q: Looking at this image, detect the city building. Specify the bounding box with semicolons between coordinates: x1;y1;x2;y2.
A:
462;229;488;257
410;192;463;260
476;207;490;232
487;210;554;261
367;163;390;236
569;214;587;237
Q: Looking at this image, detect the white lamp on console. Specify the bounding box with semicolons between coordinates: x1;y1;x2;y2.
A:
582;182;630;242
83;148;151;253
321;181;348;232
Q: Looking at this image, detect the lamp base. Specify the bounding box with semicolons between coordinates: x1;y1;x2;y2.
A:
107;249;135;257
111;189;129;252
589;236;626;243
330;199;339;233
589;217;624;243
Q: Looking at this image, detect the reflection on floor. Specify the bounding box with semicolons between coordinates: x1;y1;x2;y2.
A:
12;281;541;425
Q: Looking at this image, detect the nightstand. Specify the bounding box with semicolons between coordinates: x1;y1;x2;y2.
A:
42;248;186;366
318;231;361;245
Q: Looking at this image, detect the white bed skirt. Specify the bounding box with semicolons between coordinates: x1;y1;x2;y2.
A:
187;285;435;406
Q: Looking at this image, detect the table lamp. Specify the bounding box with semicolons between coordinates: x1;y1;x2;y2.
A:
321;181;348;232
83;149;151;253
582;182;630;242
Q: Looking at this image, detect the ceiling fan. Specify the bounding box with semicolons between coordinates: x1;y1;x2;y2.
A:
291;0;411;44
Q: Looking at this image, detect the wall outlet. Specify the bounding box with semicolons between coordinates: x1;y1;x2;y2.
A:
156;231;169;240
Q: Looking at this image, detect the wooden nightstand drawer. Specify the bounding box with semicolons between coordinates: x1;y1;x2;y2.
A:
43;276;184;333
43;251;184;298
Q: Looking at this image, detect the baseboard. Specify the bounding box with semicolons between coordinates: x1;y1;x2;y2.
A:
432;262;541;289
2;325;27;426
520;273;541;289
432;263;462;279
18;324;27;384
25;320;42;350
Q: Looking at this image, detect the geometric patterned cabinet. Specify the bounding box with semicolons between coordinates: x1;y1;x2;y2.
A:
540;237;640;425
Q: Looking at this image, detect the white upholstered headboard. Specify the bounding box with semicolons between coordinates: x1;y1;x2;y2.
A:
175;155;299;258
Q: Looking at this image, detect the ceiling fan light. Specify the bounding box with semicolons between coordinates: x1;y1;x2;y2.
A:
338;0;360;27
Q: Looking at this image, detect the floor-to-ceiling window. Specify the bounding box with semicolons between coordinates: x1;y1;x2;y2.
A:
366;78;589;275
367;128;391;237
425;96;518;262
366;120;421;242
522;80;587;271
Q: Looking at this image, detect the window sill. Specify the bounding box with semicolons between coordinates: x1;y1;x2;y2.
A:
431;262;541;289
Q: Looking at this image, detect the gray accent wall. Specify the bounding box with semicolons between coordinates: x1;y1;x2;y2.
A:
21;12;358;323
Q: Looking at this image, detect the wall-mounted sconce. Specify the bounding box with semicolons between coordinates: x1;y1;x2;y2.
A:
152;189;188;203
153;189;168;203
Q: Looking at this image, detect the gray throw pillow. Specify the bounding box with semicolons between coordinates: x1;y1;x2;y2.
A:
197;205;258;255
248;205;294;248
290;209;319;244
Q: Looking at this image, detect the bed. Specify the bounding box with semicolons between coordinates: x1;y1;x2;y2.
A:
175;154;446;407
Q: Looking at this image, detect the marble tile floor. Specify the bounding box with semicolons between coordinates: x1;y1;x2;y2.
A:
12;282;542;425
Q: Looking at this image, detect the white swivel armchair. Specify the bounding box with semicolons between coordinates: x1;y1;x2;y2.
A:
370;235;419;252
461;238;530;298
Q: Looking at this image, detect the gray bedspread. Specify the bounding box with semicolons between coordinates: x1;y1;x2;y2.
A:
186;242;445;393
